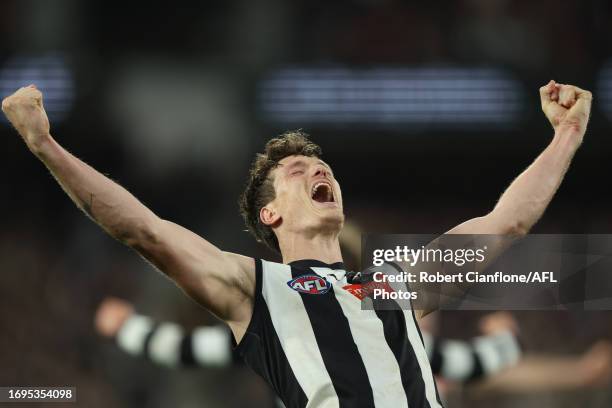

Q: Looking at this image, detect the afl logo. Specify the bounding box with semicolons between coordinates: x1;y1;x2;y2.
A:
287;275;331;295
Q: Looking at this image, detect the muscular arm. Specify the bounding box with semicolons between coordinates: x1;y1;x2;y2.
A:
448;131;581;236
2;86;254;339
451;81;592;236
412;82;592;318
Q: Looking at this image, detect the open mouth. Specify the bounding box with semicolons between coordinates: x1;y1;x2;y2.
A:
311;181;335;204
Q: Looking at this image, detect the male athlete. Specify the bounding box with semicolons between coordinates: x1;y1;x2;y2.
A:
2;80;592;407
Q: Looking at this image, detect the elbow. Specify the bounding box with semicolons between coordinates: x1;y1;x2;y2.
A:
122;217;164;250
484;212;530;237
504;220;529;238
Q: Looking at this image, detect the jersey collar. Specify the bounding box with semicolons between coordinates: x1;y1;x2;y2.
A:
288;259;346;271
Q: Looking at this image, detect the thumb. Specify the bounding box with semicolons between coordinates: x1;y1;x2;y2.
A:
539;80;557;110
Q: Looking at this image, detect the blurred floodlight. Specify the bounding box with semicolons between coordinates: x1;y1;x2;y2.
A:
597;61;612;123
0;53;75;124
258;67;525;130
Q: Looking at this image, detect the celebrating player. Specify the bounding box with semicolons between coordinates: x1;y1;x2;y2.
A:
2;79;591;407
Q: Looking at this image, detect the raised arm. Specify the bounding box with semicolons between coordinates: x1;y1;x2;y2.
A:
2;86;255;341
413;81;592;317
449;81;591;236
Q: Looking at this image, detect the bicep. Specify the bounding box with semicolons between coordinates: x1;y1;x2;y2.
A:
446;215;493;235
412;216;515;319
417;215;520;318
134;219;255;323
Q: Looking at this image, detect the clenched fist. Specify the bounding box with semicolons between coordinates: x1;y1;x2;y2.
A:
540;80;592;141
2;85;51;153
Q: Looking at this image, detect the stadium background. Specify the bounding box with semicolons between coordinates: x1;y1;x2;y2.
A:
1;0;612;407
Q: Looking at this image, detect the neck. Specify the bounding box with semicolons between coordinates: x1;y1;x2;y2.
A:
279;230;343;265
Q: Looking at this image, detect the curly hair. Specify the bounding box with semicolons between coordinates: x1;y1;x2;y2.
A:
239;130;322;252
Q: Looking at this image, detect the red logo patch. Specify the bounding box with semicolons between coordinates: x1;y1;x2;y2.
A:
342;284;367;300
343;281;395;300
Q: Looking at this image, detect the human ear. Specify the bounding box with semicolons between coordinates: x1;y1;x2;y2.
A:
260;205;281;226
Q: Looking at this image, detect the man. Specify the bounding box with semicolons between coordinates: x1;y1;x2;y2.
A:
1;80;591;407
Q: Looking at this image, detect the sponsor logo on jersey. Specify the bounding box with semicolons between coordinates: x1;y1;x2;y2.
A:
342;284;367;300
343;281;395;300
287;275;331;295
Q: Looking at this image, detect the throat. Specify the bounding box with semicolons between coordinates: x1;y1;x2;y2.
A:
279;233;343;265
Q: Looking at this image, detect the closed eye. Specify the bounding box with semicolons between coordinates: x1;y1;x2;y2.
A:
291;170;304;176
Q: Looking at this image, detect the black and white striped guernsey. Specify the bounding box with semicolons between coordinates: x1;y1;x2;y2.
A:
234;258;444;408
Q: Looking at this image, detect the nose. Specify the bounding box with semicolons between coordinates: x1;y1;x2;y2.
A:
313;165;328;178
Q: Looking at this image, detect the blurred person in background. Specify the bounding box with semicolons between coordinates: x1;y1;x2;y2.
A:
94;298;612;403
93;298;520;400
0;77;592;408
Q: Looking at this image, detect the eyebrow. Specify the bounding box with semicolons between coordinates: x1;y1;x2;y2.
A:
278;159;333;173
283;160;307;171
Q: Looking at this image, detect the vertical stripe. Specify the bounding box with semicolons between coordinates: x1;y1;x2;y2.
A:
472;336;504;374
385;262;443;407
472;331;521;375
191;326;232;367
422;332;434;359
331;271;409;408
468;350;484;381
375;307;430;407
404;309;444;408
290;267;375;408
439;340;475;381
179;333;196;366
147;323;183;367
116;315;154;356
258;299;309;407
262;260;339;408
429;337;443;375
236;259;308;407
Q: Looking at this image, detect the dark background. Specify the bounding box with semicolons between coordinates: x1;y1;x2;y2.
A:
1;0;612;407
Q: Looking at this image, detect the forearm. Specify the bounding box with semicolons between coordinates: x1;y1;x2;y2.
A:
488;129;581;235
33;134;160;247
470;355;593;393
4;85;255;326
419;130;582;316
33;135;254;323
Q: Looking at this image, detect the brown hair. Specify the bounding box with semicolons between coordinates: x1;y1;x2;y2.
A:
239;130;322;252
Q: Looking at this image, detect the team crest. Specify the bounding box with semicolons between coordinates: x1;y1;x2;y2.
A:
287;275;331;294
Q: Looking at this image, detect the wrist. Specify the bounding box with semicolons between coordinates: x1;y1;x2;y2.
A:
27;132;53;157
552;126;583;150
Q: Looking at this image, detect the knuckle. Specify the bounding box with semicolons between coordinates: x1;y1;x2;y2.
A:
1;97;12;110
